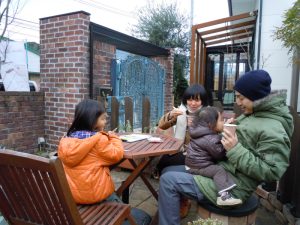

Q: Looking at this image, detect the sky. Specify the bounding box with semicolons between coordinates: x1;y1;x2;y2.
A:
4;0;229;43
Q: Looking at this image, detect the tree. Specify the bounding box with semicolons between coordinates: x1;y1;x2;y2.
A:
0;0;21;39
131;2;190;106
173;54;188;106
132;2;190;51
0;0;21;70
274;0;300;63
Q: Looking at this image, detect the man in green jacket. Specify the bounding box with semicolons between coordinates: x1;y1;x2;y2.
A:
158;69;294;225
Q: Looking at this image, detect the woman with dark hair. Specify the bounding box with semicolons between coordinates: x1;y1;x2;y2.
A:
156;84;209;175
58;99;151;225
155;84;209;218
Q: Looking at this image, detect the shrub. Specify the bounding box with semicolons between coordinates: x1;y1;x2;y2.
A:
187;218;223;225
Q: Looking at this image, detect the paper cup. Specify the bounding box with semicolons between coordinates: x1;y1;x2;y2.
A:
223;124;237;135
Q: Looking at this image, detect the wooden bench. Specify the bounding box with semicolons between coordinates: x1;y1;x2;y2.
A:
198;195;259;225
0;149;137;225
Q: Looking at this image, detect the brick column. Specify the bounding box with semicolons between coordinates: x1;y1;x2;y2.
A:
93;40;116;94
152;49;174;114
40;11;90;151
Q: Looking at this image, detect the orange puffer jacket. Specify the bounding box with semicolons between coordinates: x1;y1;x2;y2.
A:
58;132;124;204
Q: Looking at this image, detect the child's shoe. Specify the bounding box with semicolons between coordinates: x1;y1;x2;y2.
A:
217;192;242;206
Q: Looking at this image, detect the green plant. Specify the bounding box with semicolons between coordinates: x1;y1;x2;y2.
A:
274;0;300;63
187;218;223;225
118;120;133;133
124;120;133;132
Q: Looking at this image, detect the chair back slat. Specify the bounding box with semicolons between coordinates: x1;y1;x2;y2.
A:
8;166;41;222
37;170;68;225
43;171;71;224
20;168;46;223
24;169;56;224
0;149;84;225
0;166;27;219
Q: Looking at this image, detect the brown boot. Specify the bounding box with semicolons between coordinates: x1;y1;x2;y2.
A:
180;197;191;218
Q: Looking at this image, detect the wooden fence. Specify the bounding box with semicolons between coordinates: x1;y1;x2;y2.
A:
279;107;300;217
107;96;151;133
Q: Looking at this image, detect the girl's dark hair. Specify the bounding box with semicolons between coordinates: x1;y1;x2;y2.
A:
182;84;208;106
193;106;221;130
67;99;105;136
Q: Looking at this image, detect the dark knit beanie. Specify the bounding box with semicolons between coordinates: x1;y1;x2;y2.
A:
234;70;272;101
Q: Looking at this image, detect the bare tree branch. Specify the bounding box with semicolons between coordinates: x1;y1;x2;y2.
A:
0;0;21;39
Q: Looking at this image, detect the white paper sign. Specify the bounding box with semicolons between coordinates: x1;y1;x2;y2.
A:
0;41;29;91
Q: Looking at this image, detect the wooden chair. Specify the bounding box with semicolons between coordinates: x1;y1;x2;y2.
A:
0;149;137;225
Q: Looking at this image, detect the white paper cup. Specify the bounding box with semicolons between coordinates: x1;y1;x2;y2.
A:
223;124;237;135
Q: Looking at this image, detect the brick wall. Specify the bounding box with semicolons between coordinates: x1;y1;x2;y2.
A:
0;92;44;153
256;185;300;225
93;41;116;94
39;11;174;151
152;49;174;113
40;11;90;151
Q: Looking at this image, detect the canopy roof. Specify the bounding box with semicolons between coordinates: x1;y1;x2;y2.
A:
90;22;170;57
190;11;257;84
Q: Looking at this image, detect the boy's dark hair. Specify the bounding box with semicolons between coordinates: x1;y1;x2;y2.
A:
182;84;208;106
193;106;221;130
67;99;105;136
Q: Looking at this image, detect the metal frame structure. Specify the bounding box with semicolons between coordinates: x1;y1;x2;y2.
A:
89;22;170;99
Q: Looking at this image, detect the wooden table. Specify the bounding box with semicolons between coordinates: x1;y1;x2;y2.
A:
115;133;183;202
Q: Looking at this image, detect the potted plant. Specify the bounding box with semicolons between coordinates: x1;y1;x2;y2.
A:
187;218;223;225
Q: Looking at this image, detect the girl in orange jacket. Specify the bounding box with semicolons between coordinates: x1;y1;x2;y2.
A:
58;99;124;204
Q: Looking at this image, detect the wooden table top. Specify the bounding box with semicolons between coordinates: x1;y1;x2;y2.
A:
121;134;184;159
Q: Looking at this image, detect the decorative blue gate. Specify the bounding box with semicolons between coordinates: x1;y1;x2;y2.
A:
111;55;165;129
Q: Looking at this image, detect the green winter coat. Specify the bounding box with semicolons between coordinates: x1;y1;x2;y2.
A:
194;90;294;206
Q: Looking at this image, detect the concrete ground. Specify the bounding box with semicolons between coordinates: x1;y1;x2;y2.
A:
112;170;281;225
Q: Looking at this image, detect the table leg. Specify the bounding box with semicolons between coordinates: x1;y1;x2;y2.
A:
129;159;158;200
116;158;151;196
121;181;130;203
110;158;126;170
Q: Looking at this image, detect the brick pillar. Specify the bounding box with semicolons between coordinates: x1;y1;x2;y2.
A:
152;49;174;114
93;40;116;95
40;11;90;151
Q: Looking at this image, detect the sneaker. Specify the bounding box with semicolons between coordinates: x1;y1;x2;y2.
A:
180;197;191;218
217;193;242;206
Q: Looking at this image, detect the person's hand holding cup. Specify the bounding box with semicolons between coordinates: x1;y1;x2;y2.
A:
223;123;237;135
222;123;238;151
170;107;184;119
